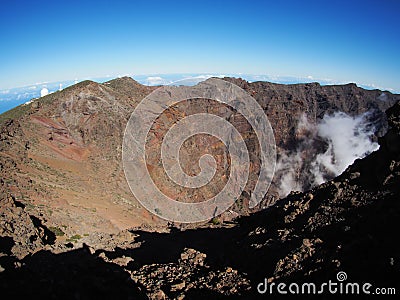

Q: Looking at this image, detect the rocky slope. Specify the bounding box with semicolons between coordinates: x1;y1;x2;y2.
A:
0;77;398;256
0;90;399;298
0;78;160;237
0;78;399;232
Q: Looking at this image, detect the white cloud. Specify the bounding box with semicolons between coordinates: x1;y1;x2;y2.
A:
146;76;165;85
190;75;211;80
23;99;34;106
275;151;303;197
166;74;228;86
276;112;379;197
311;112;379;184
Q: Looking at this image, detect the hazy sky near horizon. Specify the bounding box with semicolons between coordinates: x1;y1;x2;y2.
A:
1;0;399;91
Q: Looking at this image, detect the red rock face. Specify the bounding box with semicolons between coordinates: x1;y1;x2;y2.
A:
0;77;399;240
145;99;258;206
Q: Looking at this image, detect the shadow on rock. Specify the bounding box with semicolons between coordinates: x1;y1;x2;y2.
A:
0;247;147;299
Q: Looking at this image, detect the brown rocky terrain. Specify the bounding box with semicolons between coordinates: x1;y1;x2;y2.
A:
0;80;399;298
1;77;398;237
0;77;399;251
0;78;161;238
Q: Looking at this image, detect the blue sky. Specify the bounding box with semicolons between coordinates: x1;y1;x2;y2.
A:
0;0;399;91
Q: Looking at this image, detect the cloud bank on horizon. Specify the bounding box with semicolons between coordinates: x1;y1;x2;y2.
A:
1;73;397;115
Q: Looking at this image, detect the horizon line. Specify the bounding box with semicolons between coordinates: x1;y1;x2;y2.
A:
0;73;397;95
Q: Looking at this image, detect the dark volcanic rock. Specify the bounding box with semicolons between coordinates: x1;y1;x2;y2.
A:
0;190;52;259
131;248;250;299
123;100;400;297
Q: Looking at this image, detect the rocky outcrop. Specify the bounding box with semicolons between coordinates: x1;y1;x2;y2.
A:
131;248;250;299
0;190;54;259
